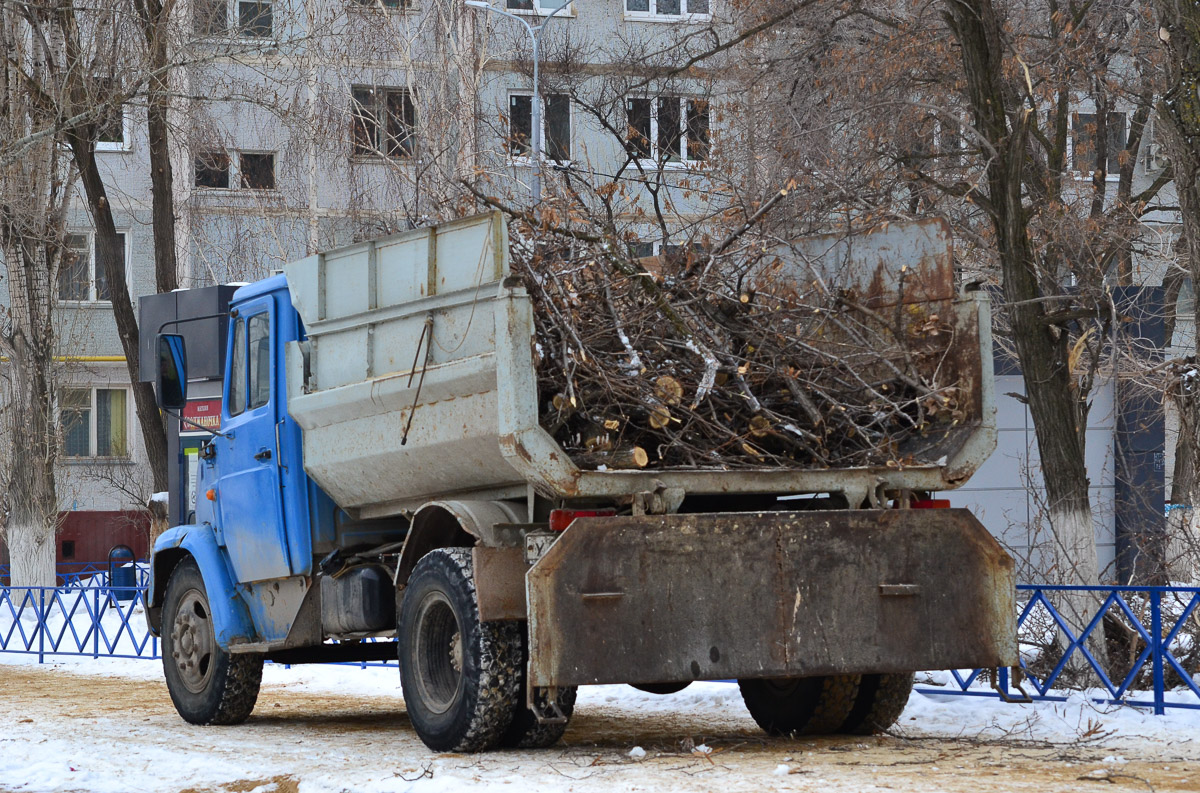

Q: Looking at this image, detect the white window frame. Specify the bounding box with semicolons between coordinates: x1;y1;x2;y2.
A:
57;230;131;304
95;104;131;153
625;95;710;169
192;150;277;192
914;115;968;172
507;91;573;164
59;386;132;460
504;0;576;18
238;150;277;190
194;0;274;39
624;0;709;22
348;0;415;12
350;85;418;160
628;239;704;260
1069;109;1129;182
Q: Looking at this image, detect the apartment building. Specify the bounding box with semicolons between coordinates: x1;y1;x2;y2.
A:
1;0;1186;579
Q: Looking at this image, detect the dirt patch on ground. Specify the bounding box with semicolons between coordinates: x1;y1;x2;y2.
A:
1;664;1197;793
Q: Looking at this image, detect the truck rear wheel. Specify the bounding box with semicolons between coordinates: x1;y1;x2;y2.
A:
738;675;860;736
839;673;914;734
500;628;576;748
399;548;522;752
161;559;263;725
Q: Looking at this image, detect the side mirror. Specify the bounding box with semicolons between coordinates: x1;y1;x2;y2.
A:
156;334;188;410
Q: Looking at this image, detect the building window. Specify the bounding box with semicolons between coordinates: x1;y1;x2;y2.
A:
194;0;272;37
88;76;129;152
1072;111;1127;174
61;540;76;560
629;239;704;264
194;151;231;188
195;0;227;35
238;1;272;36
60;387;129;458
193;151;275;190
509;93;571;162
625;0;707;18
625;96;709;164
351;87;417;158
506;0;574;12
350;0;409;8
240;152;276;189
58;232;127;303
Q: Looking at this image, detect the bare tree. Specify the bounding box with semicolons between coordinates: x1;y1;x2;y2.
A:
0;2;76;587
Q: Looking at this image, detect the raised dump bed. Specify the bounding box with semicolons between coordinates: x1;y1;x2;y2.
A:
284;213;994;520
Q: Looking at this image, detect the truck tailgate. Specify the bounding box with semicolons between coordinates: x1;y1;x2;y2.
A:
526;509;1015;687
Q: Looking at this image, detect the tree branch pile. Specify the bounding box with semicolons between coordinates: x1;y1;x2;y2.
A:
513;235;971;471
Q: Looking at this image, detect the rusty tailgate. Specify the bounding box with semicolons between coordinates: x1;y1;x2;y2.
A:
526;509;1016;688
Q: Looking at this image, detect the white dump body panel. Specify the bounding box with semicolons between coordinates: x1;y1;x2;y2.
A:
285;213;996;519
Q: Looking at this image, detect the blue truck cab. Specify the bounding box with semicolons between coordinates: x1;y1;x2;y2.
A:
149;275;342;648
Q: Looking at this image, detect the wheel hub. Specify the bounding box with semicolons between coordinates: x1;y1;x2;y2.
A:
171;589;215;694
412;591;464;715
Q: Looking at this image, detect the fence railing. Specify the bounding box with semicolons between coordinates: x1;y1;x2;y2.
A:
0;584;158;662
4;579;1199;714
0;562;150;589
919;585;1200;714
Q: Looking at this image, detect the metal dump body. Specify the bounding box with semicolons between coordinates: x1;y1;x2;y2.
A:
285;213;995;519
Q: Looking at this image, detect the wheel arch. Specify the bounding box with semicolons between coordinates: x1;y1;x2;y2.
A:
148;525;258;649
396;500;527;587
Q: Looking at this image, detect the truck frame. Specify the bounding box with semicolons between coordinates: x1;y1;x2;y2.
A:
146;212;1015;751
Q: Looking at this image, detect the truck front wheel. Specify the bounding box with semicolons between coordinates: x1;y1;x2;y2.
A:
738;675;860;736
399;548;522;752
161;559;263;725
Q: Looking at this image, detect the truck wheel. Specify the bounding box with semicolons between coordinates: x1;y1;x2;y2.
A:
500;627;576;748
839;673;914;735
499;627;576;748
738;675;860;736
161;558;263;725
399;548;521;752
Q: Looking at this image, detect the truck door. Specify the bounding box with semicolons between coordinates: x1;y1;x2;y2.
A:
216;297;292;582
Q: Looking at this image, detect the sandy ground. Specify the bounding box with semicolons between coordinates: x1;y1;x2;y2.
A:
2;664;1200;793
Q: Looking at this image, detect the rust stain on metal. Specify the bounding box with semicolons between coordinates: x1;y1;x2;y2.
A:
526;509;1016;688
473;546;528;621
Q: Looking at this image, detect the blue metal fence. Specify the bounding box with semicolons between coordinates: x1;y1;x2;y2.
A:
0;584;158;662
0;562;150;589
4;578;1199;713
919;584;1200;714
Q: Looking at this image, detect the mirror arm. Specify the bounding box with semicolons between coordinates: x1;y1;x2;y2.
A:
156;312;228;335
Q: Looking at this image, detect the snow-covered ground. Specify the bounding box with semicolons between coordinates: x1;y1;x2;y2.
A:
2;651;1200;793
4;598;1200;791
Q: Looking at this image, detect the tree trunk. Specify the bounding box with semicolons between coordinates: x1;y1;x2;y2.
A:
134;0;179;296
1156;1;1200;583
0;4;67;589
67;132;170;493
945;0;1106;666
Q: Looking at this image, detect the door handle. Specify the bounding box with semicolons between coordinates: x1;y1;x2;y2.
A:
254;448;272;462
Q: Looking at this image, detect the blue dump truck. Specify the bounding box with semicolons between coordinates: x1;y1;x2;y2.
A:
146;212;1015;751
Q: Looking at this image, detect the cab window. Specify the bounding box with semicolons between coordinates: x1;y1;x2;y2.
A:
248;312;270;409
229;317;247;416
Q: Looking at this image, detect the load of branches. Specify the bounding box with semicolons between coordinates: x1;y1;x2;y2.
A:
511;228;969;472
